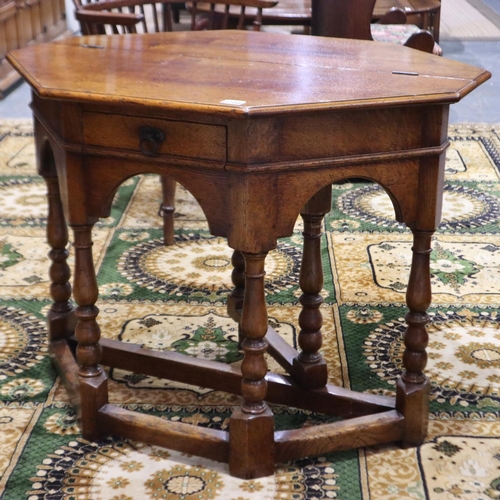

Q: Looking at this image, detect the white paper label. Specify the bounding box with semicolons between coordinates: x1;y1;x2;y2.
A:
220;99;246;105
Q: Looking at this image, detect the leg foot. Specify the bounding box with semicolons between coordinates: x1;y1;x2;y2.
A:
292;355;328;390
396;377;430;446
229;407;275;479
80;371;109;441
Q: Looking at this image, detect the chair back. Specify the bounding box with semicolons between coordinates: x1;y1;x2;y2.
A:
188;0;278;30
310;0;438;54
311;0;376;39
75;0;277;34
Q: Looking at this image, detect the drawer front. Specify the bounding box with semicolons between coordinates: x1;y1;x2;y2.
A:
83;112;226;166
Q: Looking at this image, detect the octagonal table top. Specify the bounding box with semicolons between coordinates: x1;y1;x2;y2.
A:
7;30;490;116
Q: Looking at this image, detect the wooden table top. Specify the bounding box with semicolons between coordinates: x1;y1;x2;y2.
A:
7;31;489;116
374;0;441;16
193;0;442;24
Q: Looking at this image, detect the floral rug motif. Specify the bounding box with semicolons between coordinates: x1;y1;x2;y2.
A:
1;120;500;499
419;435;500;499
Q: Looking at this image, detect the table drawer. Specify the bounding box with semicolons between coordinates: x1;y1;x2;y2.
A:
83;112;226;165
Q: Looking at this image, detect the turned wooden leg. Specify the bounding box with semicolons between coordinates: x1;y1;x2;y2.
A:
160;176;176;246
71;224;108;441
396;229;432;446
292;186;330;389
45;176;76;341
227;250;245;345
229;252;274;479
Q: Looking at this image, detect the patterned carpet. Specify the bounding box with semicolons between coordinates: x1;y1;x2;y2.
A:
1;119;500;499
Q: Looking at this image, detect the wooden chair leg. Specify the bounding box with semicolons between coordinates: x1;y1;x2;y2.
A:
160;175;177;246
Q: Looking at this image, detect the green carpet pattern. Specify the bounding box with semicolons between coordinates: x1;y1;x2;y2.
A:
1;119;500;499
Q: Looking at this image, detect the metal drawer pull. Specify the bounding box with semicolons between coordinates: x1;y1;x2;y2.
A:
139;126;166;156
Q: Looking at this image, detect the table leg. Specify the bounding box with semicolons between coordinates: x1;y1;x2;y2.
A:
229;252;274;479
44;176;76;341
160;176;176;246
396;228;432;445
227;250;245;345
293;186;330;389
71;224;108;441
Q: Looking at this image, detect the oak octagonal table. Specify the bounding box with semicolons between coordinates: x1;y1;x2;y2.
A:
7;31;490;479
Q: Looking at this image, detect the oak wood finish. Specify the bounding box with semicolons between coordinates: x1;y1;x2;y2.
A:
160;176;176;245
99;404;230;460
97;334;397;417
275;410;405;462
293;185;331;389
72;0;276;247
7;30;489;478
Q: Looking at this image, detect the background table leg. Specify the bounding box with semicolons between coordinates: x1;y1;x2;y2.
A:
160;176;176;246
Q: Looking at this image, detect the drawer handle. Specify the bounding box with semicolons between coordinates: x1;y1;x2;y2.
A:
139;126;165;156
